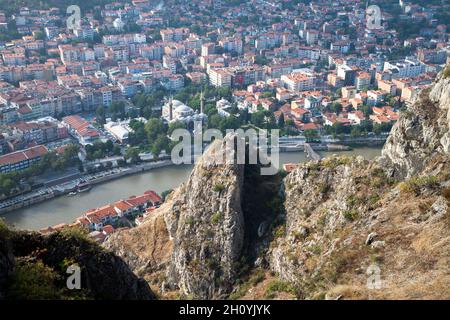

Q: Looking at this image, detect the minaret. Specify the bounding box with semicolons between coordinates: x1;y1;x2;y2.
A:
169;95;173;121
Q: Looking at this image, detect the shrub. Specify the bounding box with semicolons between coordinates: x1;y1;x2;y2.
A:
59;226;90;242
346;195;365;207
306;244;322;255
322;156;352;169
272;225;286;239
318;182;330;194
316;213;327;231
213;183;225;192
398;175;440;195
7;259;60;300
265;280;297;299
368;194;380;206
229;269;266;300
211;212;221;224
444;65;450;79
343;209;359;221
249;269;266;286
161;189;173;201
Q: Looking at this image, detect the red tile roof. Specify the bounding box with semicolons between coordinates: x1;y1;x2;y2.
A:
0;145;48;166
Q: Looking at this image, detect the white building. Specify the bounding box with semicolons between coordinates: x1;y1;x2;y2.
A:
162;99;206;124
208;68;232;87
104;120;133;143
216;98;233;117
383;58;426;78
281;73;315;92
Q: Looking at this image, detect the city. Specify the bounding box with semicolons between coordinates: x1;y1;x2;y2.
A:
0;0;449;304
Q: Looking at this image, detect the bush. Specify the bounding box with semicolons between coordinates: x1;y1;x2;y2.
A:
272;225;285;239
59;226;90;242
343;209;359;221
322;156;352;170
213;183;225;192
161;189;173;201
398;175;439;195
249;269;266;286
211;212;221;224
228;269;266;300
443;65;450;79
306;244;322;255
7;259;60;300
265;280;297;299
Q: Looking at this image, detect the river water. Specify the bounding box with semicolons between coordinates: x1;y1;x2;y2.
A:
2;147;382;230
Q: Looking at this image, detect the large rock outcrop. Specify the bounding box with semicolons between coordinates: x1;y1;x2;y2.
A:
106;137;247;299
380;72;450;179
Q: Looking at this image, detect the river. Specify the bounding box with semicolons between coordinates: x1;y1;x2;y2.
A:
1;147;382;230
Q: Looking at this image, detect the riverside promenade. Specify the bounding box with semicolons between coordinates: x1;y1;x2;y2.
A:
0;159;173;214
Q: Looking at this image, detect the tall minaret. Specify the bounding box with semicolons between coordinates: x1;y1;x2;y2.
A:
169;95;173;121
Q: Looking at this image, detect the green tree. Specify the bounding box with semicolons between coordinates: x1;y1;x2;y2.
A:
145;118;166;143
168;121;187;135
125;147;141;164
151;134;170;159
95;106;106;126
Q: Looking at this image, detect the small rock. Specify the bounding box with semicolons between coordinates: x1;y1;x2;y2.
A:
371;240;385;249
365;232;378;245
254;257;263;268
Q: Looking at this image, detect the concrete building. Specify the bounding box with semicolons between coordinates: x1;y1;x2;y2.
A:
0;145;48;173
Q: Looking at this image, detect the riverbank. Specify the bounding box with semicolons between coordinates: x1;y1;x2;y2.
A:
0;159;174;215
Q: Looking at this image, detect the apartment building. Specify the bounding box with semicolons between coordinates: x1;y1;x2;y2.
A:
281;73;315;92
208;68;232;87
0;145;48;173
383;58;426;78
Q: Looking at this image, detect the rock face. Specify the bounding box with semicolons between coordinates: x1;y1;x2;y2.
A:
268;68;450;299
0;227;155;300
164;138;245;299
380;72;450;179
106;138;246;299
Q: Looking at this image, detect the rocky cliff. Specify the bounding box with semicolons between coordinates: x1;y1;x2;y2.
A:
268;67;450;299
106;138;246;299
380;72;450;179
0;222;155;300
105;66;450;300
105;137;282;299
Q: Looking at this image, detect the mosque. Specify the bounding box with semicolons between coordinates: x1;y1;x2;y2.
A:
162;93;207;128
